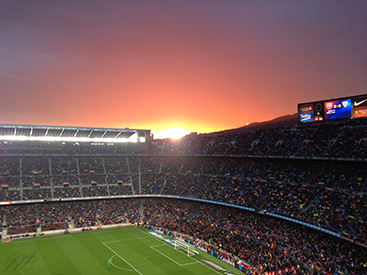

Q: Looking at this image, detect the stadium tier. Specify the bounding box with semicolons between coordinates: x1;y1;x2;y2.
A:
0;119;366;274
0;124;151;153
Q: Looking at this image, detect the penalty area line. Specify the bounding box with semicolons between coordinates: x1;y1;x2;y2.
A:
151;245;181;266
136;228;223;275
150;245;198;267
103;242;143;275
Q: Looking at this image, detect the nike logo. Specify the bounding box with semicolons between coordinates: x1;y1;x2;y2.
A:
354;99;367;107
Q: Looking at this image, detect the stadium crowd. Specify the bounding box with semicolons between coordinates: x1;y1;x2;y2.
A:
0;198;366;274
156;118;367;159
142;199;367;274
1;156;365;245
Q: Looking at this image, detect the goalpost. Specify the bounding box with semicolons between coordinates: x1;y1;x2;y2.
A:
173;239;199;257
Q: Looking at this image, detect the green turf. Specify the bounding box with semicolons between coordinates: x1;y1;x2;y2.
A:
0;227;245;274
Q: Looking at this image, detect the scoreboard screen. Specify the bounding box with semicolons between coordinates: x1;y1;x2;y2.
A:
298;101;324;123
298;93;367;123
324;99;351;120
298;104;314;123
352;95;367;118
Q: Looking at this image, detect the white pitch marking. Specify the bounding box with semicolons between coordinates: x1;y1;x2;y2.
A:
103;242;143;275
150;245;183;266
137;228;223;275
150;245;198;266
109;255;134;271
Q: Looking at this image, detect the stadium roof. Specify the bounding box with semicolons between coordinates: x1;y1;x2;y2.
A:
0;124;150;143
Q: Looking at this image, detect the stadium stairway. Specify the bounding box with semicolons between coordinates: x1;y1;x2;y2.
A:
68;219;75;230
1;227;7;239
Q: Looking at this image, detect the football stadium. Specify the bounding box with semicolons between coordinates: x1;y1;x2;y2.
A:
1;1;367;274
0;94;367;275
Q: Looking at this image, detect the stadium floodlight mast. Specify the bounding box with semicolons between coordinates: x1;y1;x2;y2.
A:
0;135;146;143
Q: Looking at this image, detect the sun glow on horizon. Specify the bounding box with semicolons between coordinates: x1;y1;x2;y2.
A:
152;127;190;140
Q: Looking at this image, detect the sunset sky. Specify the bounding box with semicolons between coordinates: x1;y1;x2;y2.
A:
0;1;366;138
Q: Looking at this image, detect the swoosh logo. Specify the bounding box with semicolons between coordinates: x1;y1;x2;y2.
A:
354;99;367;107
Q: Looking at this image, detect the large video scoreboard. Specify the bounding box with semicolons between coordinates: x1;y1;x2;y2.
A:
298;93;367;123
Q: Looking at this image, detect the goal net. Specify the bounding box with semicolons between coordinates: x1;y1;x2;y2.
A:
173;239;199;257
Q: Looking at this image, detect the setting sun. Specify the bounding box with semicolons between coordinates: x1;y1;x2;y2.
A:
152;127;190;140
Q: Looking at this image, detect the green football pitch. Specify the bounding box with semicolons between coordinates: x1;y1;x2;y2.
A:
0;227;244;274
